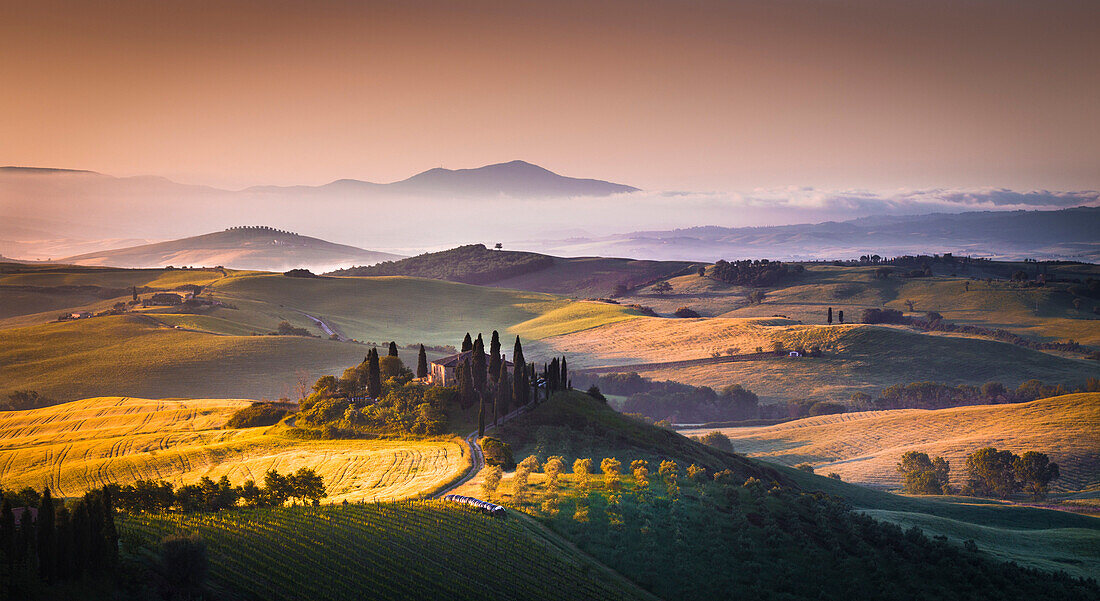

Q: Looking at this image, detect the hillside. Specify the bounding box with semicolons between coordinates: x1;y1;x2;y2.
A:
530;206;1100;262
0;397;468;501
542;317;1097;403
57;226;401;272
680;394;1100;492
121;502;652;601
330;244;695;297
0;266;643;402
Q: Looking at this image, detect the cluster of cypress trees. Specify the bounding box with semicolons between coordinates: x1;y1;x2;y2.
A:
1;487;119;590
363;348;382;398
542;356;569;394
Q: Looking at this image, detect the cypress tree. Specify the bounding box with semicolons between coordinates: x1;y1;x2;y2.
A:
417;344;428;379
1;499;13;585
367;348;381;398
477;392;485;438
460;357;475;409
489;331;501;383
70;498;90;579
101;486;118;569
472;336;487;392
497;360;511;423
560;356;568;390
513;337;527;405
838;310;844;324
461;333;473;352
37;488;55;583
827;307;833;325
55;505;71;581
548;359;559;393
388;341;399;357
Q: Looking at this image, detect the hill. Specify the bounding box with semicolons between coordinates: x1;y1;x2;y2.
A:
680;394;1100;492
0;265;642;402
57;226;402;272
330;244;696;297
542;317;1097;403
120;502;652;601
531;206;1100;262
0;396;468;502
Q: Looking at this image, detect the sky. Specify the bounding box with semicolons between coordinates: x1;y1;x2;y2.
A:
2;0;1098;193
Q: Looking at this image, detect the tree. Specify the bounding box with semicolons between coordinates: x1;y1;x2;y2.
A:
560;357;568;390
288;468;327;505
159;534;208;599
387;341;398;357
263;470;292;506
544;456;565;488
460;356;475;409
748;289;765;305
472;336;487;392
489;331;501;383
698;266;707;277
461;333;473;352
513;337;527;406
366;348;381;398
1014;451;1060;499
838;310;844;323
827;307;833;324
700;431;733;452
653;281;673;295
896;451;950;494
494;242;503;250
496;360;511;422
477;391;486;438
37;488;56;582
481;465;503;500
417;344;428;379
964;447;1019;498
379;355;405;379
905;300;915;312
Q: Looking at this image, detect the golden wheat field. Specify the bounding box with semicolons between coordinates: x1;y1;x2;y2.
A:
680;394;1100;492
0;397;469;501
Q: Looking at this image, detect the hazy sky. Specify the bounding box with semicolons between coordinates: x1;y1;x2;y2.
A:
2;0;1098;191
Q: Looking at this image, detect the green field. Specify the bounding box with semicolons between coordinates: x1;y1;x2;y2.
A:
777;465;1100;579
121;502;652;601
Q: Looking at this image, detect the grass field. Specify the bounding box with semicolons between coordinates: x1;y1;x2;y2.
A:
546;317;1096;402
680;394;1100;492
0;397;468;501
121;502;651;601
620;265;1100;345
0;315;369;401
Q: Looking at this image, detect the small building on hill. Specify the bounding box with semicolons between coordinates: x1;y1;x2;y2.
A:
429;351;513;386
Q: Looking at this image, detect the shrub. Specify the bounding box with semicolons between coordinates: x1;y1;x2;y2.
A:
225;402;289;429
481;436;516;469
674;306;700;318
699;431;733;453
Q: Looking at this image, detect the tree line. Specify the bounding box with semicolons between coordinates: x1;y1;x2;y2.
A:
576;372;760;423
0;486;119;591
897;448;1060;499
107;469;327;513
707;259;803;287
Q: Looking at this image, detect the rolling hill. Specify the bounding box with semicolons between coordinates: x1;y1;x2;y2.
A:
329;243;696;297
57;226;402;272
0;396;469;502
680;393;1100;492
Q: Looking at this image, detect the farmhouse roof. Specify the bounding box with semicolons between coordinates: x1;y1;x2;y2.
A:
431;350;514;368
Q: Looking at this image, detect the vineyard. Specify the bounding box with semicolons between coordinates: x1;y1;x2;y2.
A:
122;502;649;601
682;393;1100;492
0;397;468;501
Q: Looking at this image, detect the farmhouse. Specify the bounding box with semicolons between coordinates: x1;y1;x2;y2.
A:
429;350;513;386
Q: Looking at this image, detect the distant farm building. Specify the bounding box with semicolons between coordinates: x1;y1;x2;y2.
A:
70;311;92;319
789;351;802;357
429;351;513;386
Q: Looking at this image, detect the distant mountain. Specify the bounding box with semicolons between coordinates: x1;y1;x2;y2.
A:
526;207;1100;262
250;160;639;198
59;226;403;272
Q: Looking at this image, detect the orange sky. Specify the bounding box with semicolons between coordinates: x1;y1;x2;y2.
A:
2;0;1097;191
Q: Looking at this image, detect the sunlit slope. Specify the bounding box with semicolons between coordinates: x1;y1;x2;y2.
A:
682;394;1100;492
0;316;367;401
620;265;1100;345
209;273;640;342
123;503;652;601
0;397;468;501
549;318;1095;401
